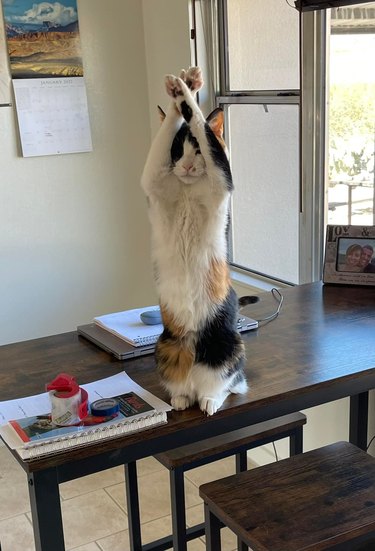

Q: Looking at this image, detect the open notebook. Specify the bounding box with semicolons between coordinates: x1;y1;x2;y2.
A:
77;307;258;360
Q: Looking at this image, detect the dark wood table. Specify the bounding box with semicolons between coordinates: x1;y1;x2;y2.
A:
1;282;375;550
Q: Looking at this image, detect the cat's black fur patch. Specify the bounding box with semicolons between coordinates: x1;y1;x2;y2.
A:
181;100;193;123
204;123;233;191
196;287;241;368
170;124;200;164
170;124;188;164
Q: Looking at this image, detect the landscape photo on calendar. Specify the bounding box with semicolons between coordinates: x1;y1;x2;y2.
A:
1;0;83;78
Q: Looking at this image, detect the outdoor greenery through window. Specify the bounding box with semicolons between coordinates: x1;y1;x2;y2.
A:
327;4;375;226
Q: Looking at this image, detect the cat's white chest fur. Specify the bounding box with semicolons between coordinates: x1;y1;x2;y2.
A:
148;175;229;331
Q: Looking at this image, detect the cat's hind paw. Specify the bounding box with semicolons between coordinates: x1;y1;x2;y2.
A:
180;66;204;92
171;395;193;410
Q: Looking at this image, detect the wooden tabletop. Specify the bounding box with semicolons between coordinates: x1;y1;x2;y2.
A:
1;281;375;472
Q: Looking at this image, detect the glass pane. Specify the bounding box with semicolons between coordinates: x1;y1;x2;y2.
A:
327;4;375;226
227;0;299;91
229;103;300;283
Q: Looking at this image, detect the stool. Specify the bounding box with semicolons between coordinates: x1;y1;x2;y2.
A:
200;441;375;551
124;411;306;551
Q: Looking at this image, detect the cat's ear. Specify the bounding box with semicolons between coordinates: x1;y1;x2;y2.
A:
207;108;224;140
157;105;166;123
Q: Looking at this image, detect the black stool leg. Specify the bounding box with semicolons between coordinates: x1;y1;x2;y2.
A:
124;461;142;551
204;503;222;551
235;452;248;551
235;450;248;473
170;467;188;551
289;426;303;456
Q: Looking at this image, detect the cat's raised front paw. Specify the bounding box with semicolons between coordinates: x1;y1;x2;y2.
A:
180;67;204;92
165;75;184;99
171;395;192;410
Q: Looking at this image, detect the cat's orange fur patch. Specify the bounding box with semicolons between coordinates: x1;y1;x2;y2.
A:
156;334;195;383
205;258;230;303
160;304;186;338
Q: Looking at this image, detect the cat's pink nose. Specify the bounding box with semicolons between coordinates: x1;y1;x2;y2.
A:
183;164;194;172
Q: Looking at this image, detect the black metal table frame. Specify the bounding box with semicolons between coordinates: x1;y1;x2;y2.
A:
22;380;372;551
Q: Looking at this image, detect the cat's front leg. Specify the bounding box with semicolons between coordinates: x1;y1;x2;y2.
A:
179;66;204;94
171;395;195;411
141;101;183;196
164;75;229;191
199;393;230;416
165;75;203;126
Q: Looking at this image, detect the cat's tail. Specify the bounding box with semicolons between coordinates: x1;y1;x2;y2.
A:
238;295;259;308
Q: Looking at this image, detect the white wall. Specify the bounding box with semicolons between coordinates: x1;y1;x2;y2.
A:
142;0;192;138
0;0;190;346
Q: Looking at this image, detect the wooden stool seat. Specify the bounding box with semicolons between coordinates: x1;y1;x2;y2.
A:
200;441;375;551
155;412;306;469
125;412;306;551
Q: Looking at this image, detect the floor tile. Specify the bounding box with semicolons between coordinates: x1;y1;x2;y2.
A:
0;447;31;519
0;513;35;551
185;456;236;488
60;456;163;500
136;456;165;477
97;515;170;551
97;514;206;551
71;543;101;551
105;468;201;523
60;466;125;500
186;503;204;527
61;488;127;550
187;538;206;550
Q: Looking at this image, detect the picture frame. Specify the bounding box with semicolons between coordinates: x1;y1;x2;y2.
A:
323;225;375;286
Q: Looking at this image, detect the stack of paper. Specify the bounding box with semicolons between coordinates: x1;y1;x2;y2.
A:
94;307;163;347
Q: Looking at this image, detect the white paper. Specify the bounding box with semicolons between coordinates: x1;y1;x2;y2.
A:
0;392;51;424
0;372;171;424
13;76;92;157
94;306;163;346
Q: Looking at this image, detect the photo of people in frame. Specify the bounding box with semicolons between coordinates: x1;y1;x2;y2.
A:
337;238;375;273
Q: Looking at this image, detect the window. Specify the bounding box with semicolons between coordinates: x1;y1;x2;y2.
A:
215;0;301;284
193;0;375;286
326;4;375;227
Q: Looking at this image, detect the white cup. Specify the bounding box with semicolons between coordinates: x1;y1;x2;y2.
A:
49;389;82;426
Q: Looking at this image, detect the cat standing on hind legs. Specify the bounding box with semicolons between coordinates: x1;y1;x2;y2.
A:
141;67;249;415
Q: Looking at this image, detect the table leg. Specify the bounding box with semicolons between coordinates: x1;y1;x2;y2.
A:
349;392;369;450
124;462;142;551
204;503;221;551
28;467;65;551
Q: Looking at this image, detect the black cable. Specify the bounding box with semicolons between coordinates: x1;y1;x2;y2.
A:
256;288;284;325
272;441;279;461
367;434;375;452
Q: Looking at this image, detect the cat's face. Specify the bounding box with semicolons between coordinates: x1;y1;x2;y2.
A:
171;125;206;184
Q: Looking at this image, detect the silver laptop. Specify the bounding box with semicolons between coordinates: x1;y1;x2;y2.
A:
77;315;258;361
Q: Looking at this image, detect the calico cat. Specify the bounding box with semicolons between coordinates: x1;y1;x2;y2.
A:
141;67;256;415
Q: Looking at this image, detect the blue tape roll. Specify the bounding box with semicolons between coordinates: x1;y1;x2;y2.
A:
90;398;120;416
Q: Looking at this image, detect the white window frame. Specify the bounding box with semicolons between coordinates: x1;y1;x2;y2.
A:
192;0;328;285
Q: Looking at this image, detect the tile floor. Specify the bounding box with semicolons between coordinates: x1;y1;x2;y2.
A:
0;445;258;551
